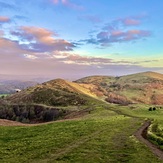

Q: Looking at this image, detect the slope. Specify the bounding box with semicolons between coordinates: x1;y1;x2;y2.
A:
75;71;163;105
6;78;99;106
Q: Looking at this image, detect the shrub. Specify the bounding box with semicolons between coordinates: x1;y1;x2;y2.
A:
148;107;152;111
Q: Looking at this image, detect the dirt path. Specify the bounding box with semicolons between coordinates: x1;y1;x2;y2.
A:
134;121;163;161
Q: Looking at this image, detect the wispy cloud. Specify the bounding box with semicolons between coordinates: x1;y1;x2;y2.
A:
51;52;159;67
51;0;84;10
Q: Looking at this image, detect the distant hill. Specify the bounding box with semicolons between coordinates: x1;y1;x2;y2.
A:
75;71;163;105
1;71;163;123
0;80;38;94
5;71;163;106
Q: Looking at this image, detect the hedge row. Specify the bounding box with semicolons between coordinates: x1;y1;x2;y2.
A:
147;123;163;146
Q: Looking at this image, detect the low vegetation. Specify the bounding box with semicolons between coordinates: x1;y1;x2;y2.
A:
0;104;68;123
147;122;163;149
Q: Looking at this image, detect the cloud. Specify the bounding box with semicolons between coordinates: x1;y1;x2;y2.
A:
23;54;38;60
84;29;151;47
0;30;4;36
53;0;59;4
121;18;140;26
116;17;141;26
51;52;157;67
11;26;76;52
80;16;151;47
52;0;84;10
0;36;162;79
0;16;10;23
0;38;26;54
117;14;148;27
1;46;162;79
98;29;151;43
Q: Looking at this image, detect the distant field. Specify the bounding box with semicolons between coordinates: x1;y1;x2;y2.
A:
0;105;162;163
0;94;9;97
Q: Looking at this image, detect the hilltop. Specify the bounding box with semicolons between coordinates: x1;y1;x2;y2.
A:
5;71;163;106
6;78;99;106
75;71;163;105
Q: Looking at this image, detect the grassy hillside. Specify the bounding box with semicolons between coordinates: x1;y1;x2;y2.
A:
76;71;163;105
5;71;163;106
6;79;98;107
2;79;103;123
0;104;162;163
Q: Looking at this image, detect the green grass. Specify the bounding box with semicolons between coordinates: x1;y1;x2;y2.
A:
0;94;8;97
108;103;163;149
0;105;162;163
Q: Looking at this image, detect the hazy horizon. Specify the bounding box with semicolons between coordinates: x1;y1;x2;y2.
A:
0;0;163;78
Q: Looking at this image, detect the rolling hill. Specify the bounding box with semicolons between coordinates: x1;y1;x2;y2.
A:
1;79;103;123
6;78;99;106
75;71;163;105
4;71;163;106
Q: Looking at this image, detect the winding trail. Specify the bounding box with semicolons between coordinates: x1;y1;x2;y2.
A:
134;120;163;161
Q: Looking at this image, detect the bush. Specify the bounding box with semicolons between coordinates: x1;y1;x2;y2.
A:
147;123;163;146
0;104;66;123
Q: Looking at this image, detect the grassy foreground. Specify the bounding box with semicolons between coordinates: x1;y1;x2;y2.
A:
0;105;162;163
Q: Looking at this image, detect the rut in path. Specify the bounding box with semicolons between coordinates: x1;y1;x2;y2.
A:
37;129;106;163
134;120;163;161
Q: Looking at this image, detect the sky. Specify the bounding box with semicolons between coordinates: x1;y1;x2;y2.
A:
0;0;163;80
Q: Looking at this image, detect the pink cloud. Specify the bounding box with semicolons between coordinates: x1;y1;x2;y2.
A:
52;0;84;10
62;0;83;10
122;30;150;41
0;30;4;36
122;18;140;26
0;16;10;23
53;0;59;4
11;26;76;52
111;30;124;36
0;38;18;49
20;26;58;44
